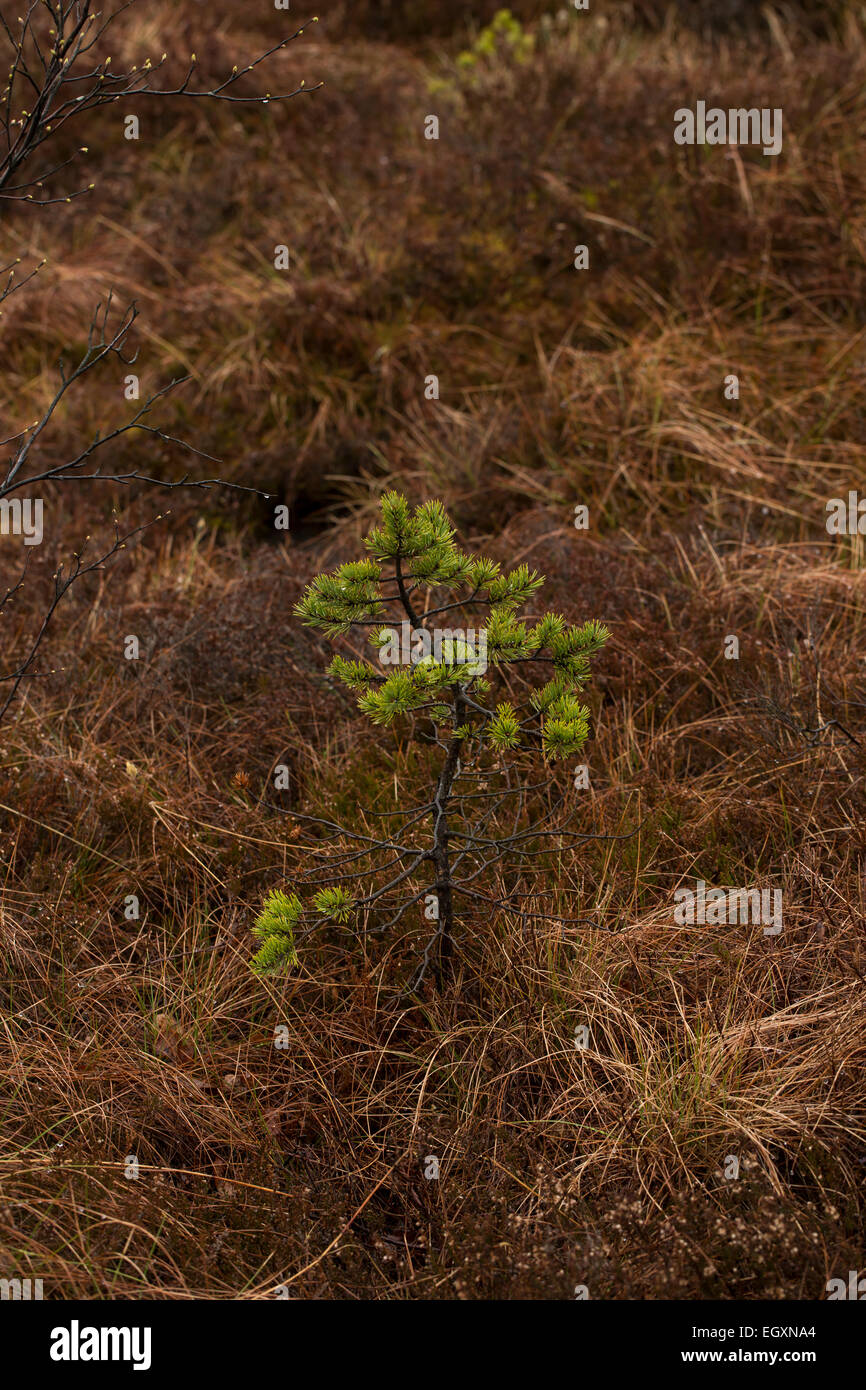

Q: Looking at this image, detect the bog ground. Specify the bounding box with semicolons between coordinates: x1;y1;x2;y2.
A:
0;1;864;1298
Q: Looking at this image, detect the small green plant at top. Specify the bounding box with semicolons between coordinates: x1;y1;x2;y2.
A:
457;9;535;71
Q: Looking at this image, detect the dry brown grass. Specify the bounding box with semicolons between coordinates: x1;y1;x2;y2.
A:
0;0;864;1298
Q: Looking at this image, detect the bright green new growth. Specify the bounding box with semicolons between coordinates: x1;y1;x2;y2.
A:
457;9;535;70
250;890;301;975
251;885;355;975
254;493;609;978
295;492;608;760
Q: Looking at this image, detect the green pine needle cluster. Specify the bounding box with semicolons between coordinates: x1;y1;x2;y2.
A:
250;889;301;976
250;886;354;976
489;701;521;749
311;885;354;923
292;492;609;760
295;559;384;636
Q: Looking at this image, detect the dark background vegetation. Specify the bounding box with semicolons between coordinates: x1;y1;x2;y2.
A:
0;0;863;1297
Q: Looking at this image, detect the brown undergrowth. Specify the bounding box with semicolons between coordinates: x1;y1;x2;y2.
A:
0;1;863;1297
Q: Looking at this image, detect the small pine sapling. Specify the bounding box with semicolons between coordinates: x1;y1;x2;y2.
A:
252;493;611;990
